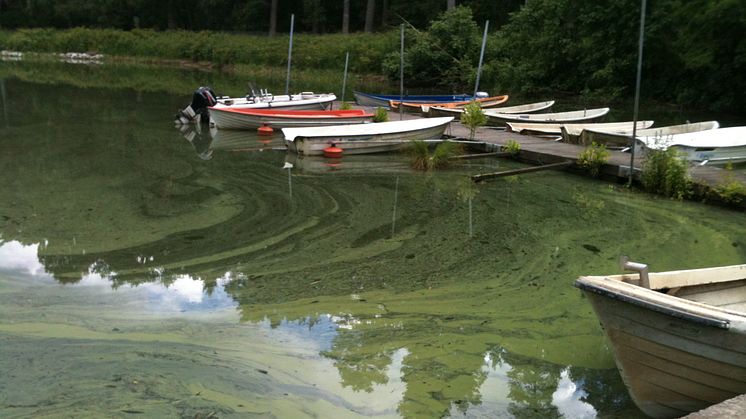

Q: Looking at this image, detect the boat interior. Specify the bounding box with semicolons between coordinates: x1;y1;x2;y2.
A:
616;262;746;313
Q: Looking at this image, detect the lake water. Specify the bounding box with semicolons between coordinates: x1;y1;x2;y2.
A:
1;61;745;418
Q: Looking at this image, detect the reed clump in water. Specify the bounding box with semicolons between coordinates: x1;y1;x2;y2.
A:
408;140;462;171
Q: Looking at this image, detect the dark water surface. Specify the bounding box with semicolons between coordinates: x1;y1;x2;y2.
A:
1;63;746;418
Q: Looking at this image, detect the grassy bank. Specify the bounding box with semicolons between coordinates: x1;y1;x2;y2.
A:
0;28;396;73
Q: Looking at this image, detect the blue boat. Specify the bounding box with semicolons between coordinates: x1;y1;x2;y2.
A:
353;91;475;108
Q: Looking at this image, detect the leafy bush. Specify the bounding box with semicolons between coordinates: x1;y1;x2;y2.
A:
577;142;610;177
503;139;521;155
640;147;691;200
713;163;746;205
460;101;487;140
373;107;389;122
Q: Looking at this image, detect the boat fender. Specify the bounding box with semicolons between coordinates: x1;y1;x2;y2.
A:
324;144;343;158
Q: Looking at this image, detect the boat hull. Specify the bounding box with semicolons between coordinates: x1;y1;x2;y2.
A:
212;93;336;112
209;109;372;130
670;144;746;165
579;121;719;148
427;100;555;118
353;91;474;109
486;107;610;125
286;120;452;156
394;95;509;113
576;277;746;419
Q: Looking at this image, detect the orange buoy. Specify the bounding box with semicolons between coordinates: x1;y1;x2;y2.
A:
257;124;274;135
323;144;343;158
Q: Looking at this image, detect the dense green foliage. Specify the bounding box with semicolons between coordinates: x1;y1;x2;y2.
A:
0;1;743;114
491;0;746;112
383;7;481;89
0;28;395;72
0;0;520;34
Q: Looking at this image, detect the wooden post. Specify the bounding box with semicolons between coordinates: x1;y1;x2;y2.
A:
471;161;573;182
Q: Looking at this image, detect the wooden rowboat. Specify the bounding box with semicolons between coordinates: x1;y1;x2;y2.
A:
391;95;509;113
508;121;653;136
485;107;609;125
283;117;453;156
208;108;373;130
575;260;746;418
426;100;555;118
559;121;656;145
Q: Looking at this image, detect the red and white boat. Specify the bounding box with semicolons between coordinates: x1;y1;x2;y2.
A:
209;108;374;130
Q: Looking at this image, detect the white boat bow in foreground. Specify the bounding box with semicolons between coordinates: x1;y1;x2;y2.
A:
576;260;746;418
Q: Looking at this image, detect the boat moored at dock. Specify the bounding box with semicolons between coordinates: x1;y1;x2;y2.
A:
576;260;746;418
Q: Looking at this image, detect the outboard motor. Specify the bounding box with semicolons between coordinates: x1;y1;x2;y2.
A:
175;86;217;125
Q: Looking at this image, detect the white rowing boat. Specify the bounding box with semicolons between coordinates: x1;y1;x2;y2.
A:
283;117;454;156
576;259;746;418
486;107;610;125
426;100;555;117
637;126;746;165
508;121;654;136
577;121;719;148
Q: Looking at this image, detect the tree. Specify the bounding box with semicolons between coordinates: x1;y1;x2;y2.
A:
447;0;456;10
383;6;481;90
268;0;278;36
342;0;350;33
364;0;375;32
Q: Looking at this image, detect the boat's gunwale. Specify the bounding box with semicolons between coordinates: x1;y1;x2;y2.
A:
282;117;454;142
575;279;732;329
209;108;372;118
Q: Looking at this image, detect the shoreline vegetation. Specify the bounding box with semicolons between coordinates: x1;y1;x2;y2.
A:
1;0;744;119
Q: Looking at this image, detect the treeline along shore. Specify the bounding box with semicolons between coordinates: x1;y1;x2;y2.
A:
0;1;744;116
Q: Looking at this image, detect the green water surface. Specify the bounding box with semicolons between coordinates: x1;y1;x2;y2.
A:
1;62;745;418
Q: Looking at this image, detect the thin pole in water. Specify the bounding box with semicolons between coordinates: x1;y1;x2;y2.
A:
474;20;489;97
341;51;350;103
628;0;646;186
285;14;295;96
399;24;404;120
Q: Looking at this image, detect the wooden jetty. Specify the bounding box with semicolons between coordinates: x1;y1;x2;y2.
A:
351;104;746;207
682;393;746;418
